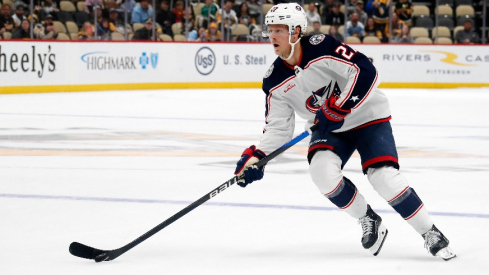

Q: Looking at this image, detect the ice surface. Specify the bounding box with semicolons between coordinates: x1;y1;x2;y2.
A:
1;88;488;274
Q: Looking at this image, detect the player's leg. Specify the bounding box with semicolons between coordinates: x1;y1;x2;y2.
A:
309;150;367;218
357;122;456;260
307;130;387;256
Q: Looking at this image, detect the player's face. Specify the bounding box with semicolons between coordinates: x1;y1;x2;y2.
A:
268;24;291;56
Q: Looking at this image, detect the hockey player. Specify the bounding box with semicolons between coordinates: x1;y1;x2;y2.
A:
234;3;456;260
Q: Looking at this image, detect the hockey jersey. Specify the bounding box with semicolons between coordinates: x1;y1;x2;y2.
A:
258;34;391;154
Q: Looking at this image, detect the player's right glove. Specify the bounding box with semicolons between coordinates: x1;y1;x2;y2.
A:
234;145;266;188
314;96;351;132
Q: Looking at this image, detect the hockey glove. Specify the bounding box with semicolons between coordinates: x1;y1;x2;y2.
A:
314;96;351;132
234;145;267;188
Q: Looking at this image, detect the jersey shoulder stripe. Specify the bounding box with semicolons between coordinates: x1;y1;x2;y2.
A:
263;57;295;95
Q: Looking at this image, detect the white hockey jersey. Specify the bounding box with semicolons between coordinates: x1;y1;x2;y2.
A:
258;34;392;154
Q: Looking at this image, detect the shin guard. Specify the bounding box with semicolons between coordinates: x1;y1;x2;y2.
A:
326;177;358;209
388;187;424;220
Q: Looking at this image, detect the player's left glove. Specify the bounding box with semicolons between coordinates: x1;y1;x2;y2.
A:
234;145;266;188
314;96;351;132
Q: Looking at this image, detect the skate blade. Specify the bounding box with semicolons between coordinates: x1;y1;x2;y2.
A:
369;224;388;256
436;246;457;261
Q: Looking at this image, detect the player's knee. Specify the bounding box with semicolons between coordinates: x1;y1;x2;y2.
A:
309;150;343;195
367;166;409;201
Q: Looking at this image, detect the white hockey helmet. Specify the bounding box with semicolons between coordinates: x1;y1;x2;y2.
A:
263;3;307;38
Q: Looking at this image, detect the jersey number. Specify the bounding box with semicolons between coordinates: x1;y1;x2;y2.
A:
335;45;355;60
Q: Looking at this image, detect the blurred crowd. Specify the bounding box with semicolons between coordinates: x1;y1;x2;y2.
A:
0;0;487;43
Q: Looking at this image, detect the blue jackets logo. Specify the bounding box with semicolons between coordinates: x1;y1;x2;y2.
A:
195;47;215;75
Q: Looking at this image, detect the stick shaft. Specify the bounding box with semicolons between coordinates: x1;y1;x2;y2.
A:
71;124;317;261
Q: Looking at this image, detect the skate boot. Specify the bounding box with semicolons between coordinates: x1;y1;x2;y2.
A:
422;225;456;261
358;205;388;256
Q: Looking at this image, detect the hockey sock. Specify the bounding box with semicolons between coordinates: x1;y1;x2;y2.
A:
389;187;433;235
367;167;434;234
326;177;368;219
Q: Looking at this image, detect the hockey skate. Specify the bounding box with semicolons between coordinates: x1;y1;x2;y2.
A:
358;205;388;256
422;225;456;261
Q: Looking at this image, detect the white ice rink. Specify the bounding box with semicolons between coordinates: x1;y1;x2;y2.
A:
1;88;488;274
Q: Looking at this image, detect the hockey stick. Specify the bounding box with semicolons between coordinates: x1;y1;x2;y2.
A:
69;123;319;262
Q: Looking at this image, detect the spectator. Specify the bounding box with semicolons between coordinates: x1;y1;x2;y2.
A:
385;12;403;41
33;21;44;38
37;14;58;39
245;0;260;23
455;19;480;44
305;3;321;26
109;9;126;34
131;0;154;24
346;12;365;38
200;0;218;28
346;0;359;15
364;17;384;41
185;24;197;41
12;0;27;10
392;24;413;43
395;0;412;25
329;24;344;42
182;6;196;35
356;0;368;26
132;18;160;40
217;0;237;40
94;6;104;26
325;2;344;27
0;4;15;36
371;0;389;30
12;5;26;27
205;21;221;41
27;13;38;24
104;0;117;11
188;26;206;41
115;0;136;15
85;0;104;14
78;21;94;40
365;0;376;16
12;18;30;39
237;2;255;26
96;18;112;40
156;0;174;37
321;0;336;23
217;0;237;28
41;0;59;19
309;21;322;35
173;0;185;23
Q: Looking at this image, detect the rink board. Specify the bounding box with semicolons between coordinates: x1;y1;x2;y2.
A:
0;41;489;93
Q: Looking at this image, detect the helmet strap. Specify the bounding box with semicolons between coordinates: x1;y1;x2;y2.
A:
280;35;301;61
280;26;302;61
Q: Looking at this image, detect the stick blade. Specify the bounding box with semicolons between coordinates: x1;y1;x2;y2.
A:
69;242;115;262
69;242;98;260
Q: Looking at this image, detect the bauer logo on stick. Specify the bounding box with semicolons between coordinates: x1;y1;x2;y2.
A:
210;181;232;198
